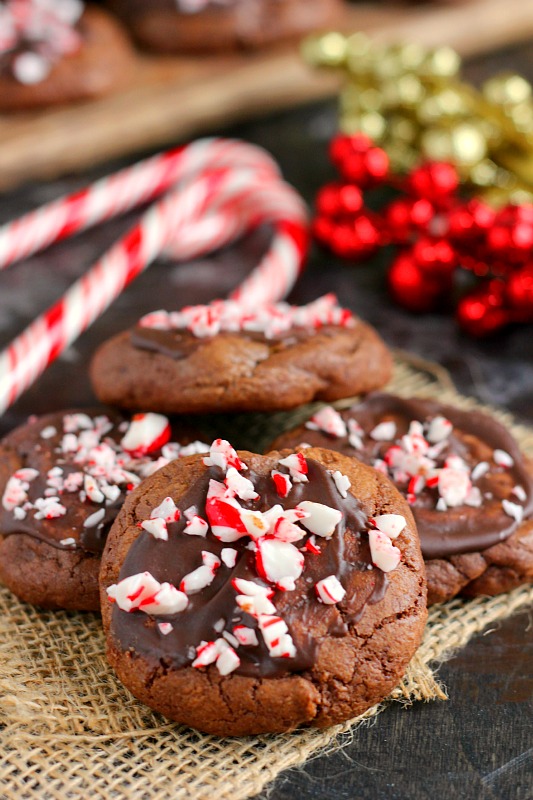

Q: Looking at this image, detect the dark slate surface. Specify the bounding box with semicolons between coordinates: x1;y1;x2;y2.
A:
0;40;531;800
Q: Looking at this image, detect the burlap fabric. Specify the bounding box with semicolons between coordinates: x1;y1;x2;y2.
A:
1;358;532;800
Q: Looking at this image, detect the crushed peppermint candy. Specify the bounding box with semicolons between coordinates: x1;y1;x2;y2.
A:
1;413;207;548
110;440;406;678
139;293;355;340
1;0;84;85
306;406;347;438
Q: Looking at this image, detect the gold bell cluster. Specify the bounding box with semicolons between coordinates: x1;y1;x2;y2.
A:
302;32;533;204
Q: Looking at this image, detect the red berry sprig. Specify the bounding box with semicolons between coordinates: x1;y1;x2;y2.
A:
313;133;533;336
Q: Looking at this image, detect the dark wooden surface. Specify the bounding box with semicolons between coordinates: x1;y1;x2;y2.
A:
0;41;532;800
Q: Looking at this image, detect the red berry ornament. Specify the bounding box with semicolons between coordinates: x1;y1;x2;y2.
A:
407;162;459;207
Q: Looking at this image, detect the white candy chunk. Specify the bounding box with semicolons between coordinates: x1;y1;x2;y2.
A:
436;498;447;511
512;485;527;502
40;425;57;439
233;626;259;646
83;508;106;528
493;449;514;468
331;470;351;499
315;575;346;604
347;418;364;450
502;499;524;524
13;52;50;85
368;530;401;572
107;571;162;612
84;475;104;504
141;517;168;541
296;501;342;538
213;618;225;633
176;440;210;457
14;468;39;482
202;551;221;570
239;508;270;540
256;539;304;586
471;461;490;481
370;421;397;441
184;516;209;537
277;577;296;591
207;479;226;500
372;514;407;540
150;496;181;522
222;630;240;649
33;497;67;520
13;507;26;520
426;416;452;444
306;406;348;438
225;467;258;501
63;413;94;433
258;615;296;658
140;583;189;615
235;593;276;616
180;565;217;595
221;548;238;568
121;413;170;455
438;468;471;508
60;537;76;547
61;433;78;453
216;646;240;676
2;477;28;511
231;578;272;596
464;487;482;508
158;622;173;635
278;453;308;483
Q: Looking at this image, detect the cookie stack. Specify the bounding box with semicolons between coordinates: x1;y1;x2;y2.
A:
1;294;531;736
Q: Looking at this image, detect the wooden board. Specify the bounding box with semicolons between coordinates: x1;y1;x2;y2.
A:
1;0;533;191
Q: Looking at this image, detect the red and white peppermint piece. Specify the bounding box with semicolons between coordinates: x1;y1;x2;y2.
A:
141;517;168;541
271;470;292;498
315;575;346;604
40;425;57;439
464;486;482;508
192;640;219;668
184;515;209;537
84;474;104;504
225;467;258;501
258;615;296;658
256;538;304;587
120;413;171;457
158;622;173;635
278;453;308;483
205;496;247;542
271;515;306;543
33;497;67;520
331;470;351;498
438;467;471;508
371;514;407;539
107;571;161;612
304;535;321;554
493;449;514;468
141;583;188;615
370;421;397;441
233;625;259;646
368;530;401;572
306;406;347;438
426;416;452;444
203;439;245;472
221;547;238;568
407;474;425;495
150;496;181;523
502;499;524;524
347;418;364;450
296;501;342;538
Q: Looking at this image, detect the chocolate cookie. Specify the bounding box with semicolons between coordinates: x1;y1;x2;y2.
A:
0;410;207;611
270;394;533;604
90;297;393;414
104;0;343;54
100;439;426;736
0;3;134;112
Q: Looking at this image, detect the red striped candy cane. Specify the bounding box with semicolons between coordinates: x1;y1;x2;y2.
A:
0;139;308;414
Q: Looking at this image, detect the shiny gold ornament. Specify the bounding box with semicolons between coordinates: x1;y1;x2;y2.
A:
302;32;533;202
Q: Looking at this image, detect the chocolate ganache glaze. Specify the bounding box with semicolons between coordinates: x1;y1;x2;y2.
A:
111;457;392;679
0;410;205;555
274;394;533;559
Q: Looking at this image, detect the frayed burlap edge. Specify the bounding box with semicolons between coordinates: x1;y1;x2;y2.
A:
0;357;532;800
